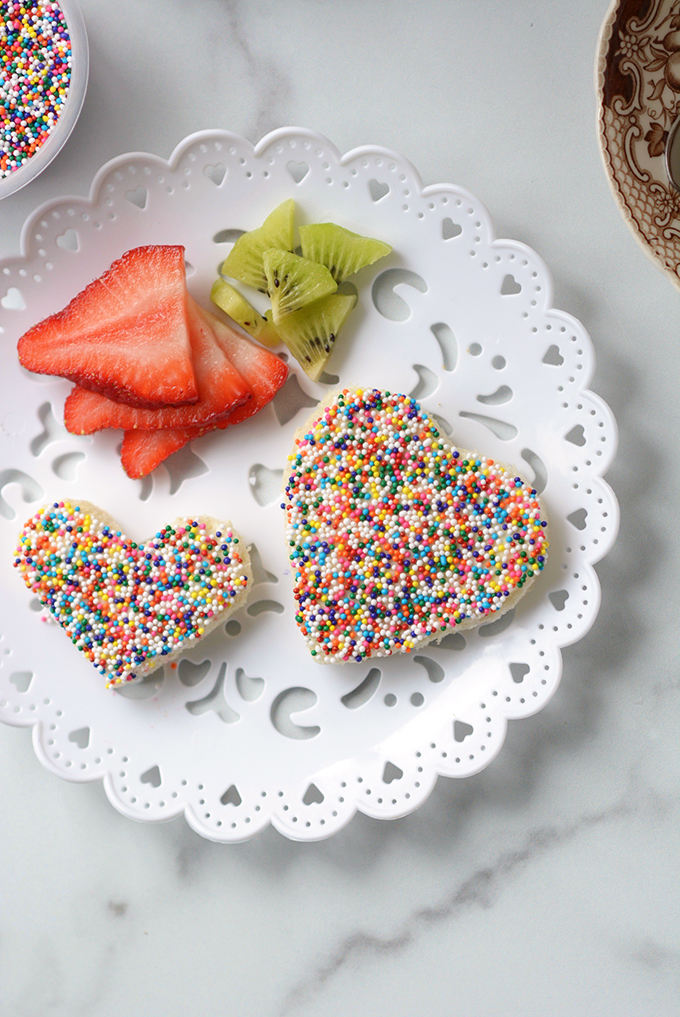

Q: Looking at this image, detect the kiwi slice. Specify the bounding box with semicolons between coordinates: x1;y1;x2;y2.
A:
257;313;282;348
210;279;280;348
221;199;295;292
299;223;391;283
263;248;337;323
210;278;268;335
274;293;356;380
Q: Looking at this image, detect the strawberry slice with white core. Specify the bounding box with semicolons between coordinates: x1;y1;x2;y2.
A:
18;246;198;408
63;298;252;433
120;429;197;479
204;306;288;426
120;307;288;478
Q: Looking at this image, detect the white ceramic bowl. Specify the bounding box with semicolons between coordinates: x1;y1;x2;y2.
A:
0;0;89;200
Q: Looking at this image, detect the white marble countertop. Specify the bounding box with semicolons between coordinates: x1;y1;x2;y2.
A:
1;1;679;1014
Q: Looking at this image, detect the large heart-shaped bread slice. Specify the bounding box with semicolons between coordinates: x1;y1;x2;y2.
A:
283;388;548;664
14;501;251;687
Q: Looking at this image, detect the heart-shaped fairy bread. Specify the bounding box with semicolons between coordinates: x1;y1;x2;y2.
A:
283;389;548;664
14;501;251;687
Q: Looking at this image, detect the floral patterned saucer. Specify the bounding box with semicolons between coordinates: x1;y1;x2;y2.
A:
597;0;680;288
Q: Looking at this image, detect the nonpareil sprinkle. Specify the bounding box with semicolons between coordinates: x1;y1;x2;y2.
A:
283;389;549;664
13;502;250;687
0;1;72;179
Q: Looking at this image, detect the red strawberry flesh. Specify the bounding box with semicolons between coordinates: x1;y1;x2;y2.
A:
64;298;252;433
120;306;288;478
18;246;198;408
120;429;194;479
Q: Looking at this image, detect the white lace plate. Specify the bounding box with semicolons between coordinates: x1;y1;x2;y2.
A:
0;128;619;842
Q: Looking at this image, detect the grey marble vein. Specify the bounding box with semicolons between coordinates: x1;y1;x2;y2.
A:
278;788;674;1014
620;938;680;974
204;0;293;141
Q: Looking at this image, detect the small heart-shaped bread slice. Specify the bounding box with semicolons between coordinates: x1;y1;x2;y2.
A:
14;501;251;687
283;388;549;664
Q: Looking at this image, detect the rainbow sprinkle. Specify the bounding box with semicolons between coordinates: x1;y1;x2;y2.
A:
14;502;249;687
283;389;548;663
1;1;72;179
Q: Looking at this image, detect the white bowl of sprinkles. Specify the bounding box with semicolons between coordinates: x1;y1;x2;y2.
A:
0;0;88;199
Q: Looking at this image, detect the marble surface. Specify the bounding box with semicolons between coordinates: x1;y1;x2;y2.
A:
1;1;679;1014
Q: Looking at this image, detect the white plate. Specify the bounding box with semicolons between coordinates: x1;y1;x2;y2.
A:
0;128;618;842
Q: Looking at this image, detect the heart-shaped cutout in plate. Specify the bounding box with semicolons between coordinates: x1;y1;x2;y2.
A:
283;389;548;664
13;501;251;687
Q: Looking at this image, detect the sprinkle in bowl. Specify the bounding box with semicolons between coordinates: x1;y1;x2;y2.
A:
0;0;88;200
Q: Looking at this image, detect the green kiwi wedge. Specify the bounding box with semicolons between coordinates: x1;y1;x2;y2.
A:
263;248;337;323
274;293;356;380
210;278;268;335
256;313;282;348
221;199;296;292
298;223;391;283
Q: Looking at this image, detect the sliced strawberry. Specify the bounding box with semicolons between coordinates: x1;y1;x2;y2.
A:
18;246;198;408
120;429;196;479
64;298;252;433
204;305;289;426
120;307;288;478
